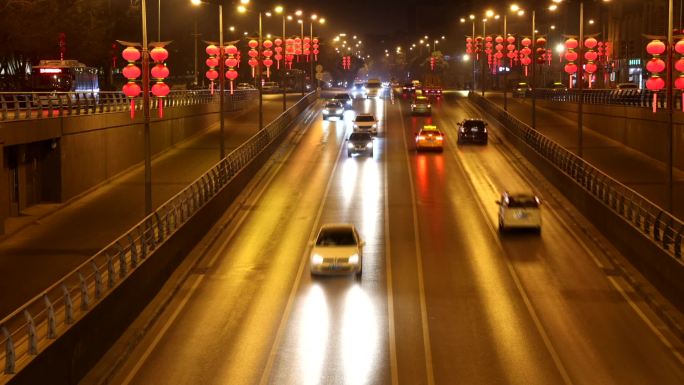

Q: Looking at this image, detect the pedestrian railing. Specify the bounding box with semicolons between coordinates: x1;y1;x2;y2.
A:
0;91;318;381
0;89;257;121
516;88;676;110
471;91;684;261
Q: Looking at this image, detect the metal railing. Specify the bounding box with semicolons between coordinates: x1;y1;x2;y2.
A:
471;91;684;261
518;88;678;110
0;91;318;381
0;89;257;121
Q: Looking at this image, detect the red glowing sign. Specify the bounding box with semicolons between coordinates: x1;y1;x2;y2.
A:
40;68;62;74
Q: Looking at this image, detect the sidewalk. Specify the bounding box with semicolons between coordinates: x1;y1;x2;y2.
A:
484;93;684;219
0;94;304;319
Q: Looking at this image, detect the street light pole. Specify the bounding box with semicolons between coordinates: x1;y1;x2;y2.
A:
282;13;287;111
310;21;315;91
578;1;584;157
482;18;487;97
141;0;152;214
504;14;508;111
259;11;264;131
219;3;226;159
300;20;305;96
472;19;476;91
667;0;674;212
531;10;537;129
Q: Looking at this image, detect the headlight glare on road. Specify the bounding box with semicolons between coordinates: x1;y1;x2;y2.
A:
348;254;359;264
312;254;324;265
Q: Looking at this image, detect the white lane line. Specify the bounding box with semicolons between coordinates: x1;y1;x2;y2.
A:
444;98;574;385
469;98;684;367
383;99;400;385
398;102;436;385
258;110;349;385
120;105;319;385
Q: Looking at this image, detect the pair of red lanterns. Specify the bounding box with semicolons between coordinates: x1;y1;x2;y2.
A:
121;45;170;119
645;39;684;112
342;56;352;70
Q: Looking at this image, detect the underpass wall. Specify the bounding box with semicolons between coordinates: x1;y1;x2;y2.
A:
60;101;249;201
535;99;684;170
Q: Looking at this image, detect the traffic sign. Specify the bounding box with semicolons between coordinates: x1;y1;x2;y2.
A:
315;73;323;80
315;64;323;73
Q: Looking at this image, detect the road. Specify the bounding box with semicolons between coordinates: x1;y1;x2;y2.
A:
93;92;684;385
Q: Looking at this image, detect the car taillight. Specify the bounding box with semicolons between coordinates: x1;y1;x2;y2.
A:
416;135;425;141
436;136;443;141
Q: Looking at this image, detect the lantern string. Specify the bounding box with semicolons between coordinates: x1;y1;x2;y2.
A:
230;80;234;95
210;82;214;95
159;99;163;119
653;93;657;113
130;99;135;120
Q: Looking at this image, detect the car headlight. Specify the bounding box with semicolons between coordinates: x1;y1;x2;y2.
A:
411;104;416;108
323;110;329;114
348;254;359;265
366;142;373;148
427;104;431;108
312;254;324;265
353;124;359;128
346;100;352;105
347;143;354;148
372;124;377;128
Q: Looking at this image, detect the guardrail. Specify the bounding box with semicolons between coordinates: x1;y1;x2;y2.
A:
519;88;680;110
0;89;257;121
0;91;318;382
471;91;684;260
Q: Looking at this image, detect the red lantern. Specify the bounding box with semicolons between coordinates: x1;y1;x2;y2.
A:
520;37;532;76
274;39;283;69
313;38;320;61
564;38;579;88
675;39;684;111
248;42;259;78
223;44;239;94
646;40;667;112
206;44;220;94
121;46;141;119
150;45;170;118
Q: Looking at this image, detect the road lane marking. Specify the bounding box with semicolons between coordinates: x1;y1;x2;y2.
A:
465;93;684;373
383;99;400;385
119;104;319;385
398;102;436;385
442;98;574;385
258;107;349;385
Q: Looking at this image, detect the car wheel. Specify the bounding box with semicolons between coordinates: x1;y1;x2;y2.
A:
347;150;352;158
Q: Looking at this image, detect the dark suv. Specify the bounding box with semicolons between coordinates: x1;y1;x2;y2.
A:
332;93;353;109
457;119;488;145
347;132;374;157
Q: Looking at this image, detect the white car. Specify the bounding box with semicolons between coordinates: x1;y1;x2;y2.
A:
496;192;542;232
352;113;378;135
310;224;365;277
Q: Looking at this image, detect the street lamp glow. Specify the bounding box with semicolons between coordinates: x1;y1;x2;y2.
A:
551;25;556;30
589;19;595;24
190;0;201;5
311;14;318;20
287;15;293;20
460;17;466;23
319;18;325;24
442;35;445;39
555;43;565;54
494;14;500;19
424;35;428;39
229;26;235;31
295;10;302;16
549;4;558;11
239;0;250;4
265;11;272;17
510;4;519;12
469;14;475;20
237;5;246;13
485;10;494;17
274;5;283;14
420;39;424;44
517;10;525;16
463;54;470;62
297;19;303;24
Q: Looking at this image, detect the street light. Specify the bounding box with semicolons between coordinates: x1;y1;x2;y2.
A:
274;5;287;111
140;0;153;214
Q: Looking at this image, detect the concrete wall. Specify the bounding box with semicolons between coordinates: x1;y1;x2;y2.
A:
537;100;684;170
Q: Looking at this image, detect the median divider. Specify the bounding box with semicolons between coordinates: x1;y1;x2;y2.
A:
0;92;318;385
470;91;684;315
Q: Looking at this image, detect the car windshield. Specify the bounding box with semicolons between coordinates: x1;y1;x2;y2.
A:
463;121;485;129
335;94;350;99
349;133;372;141
507;196;540;208
316;229;357;246
366;83;381;88
325;103;340;108
421;130;441;135
355;115;375;122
